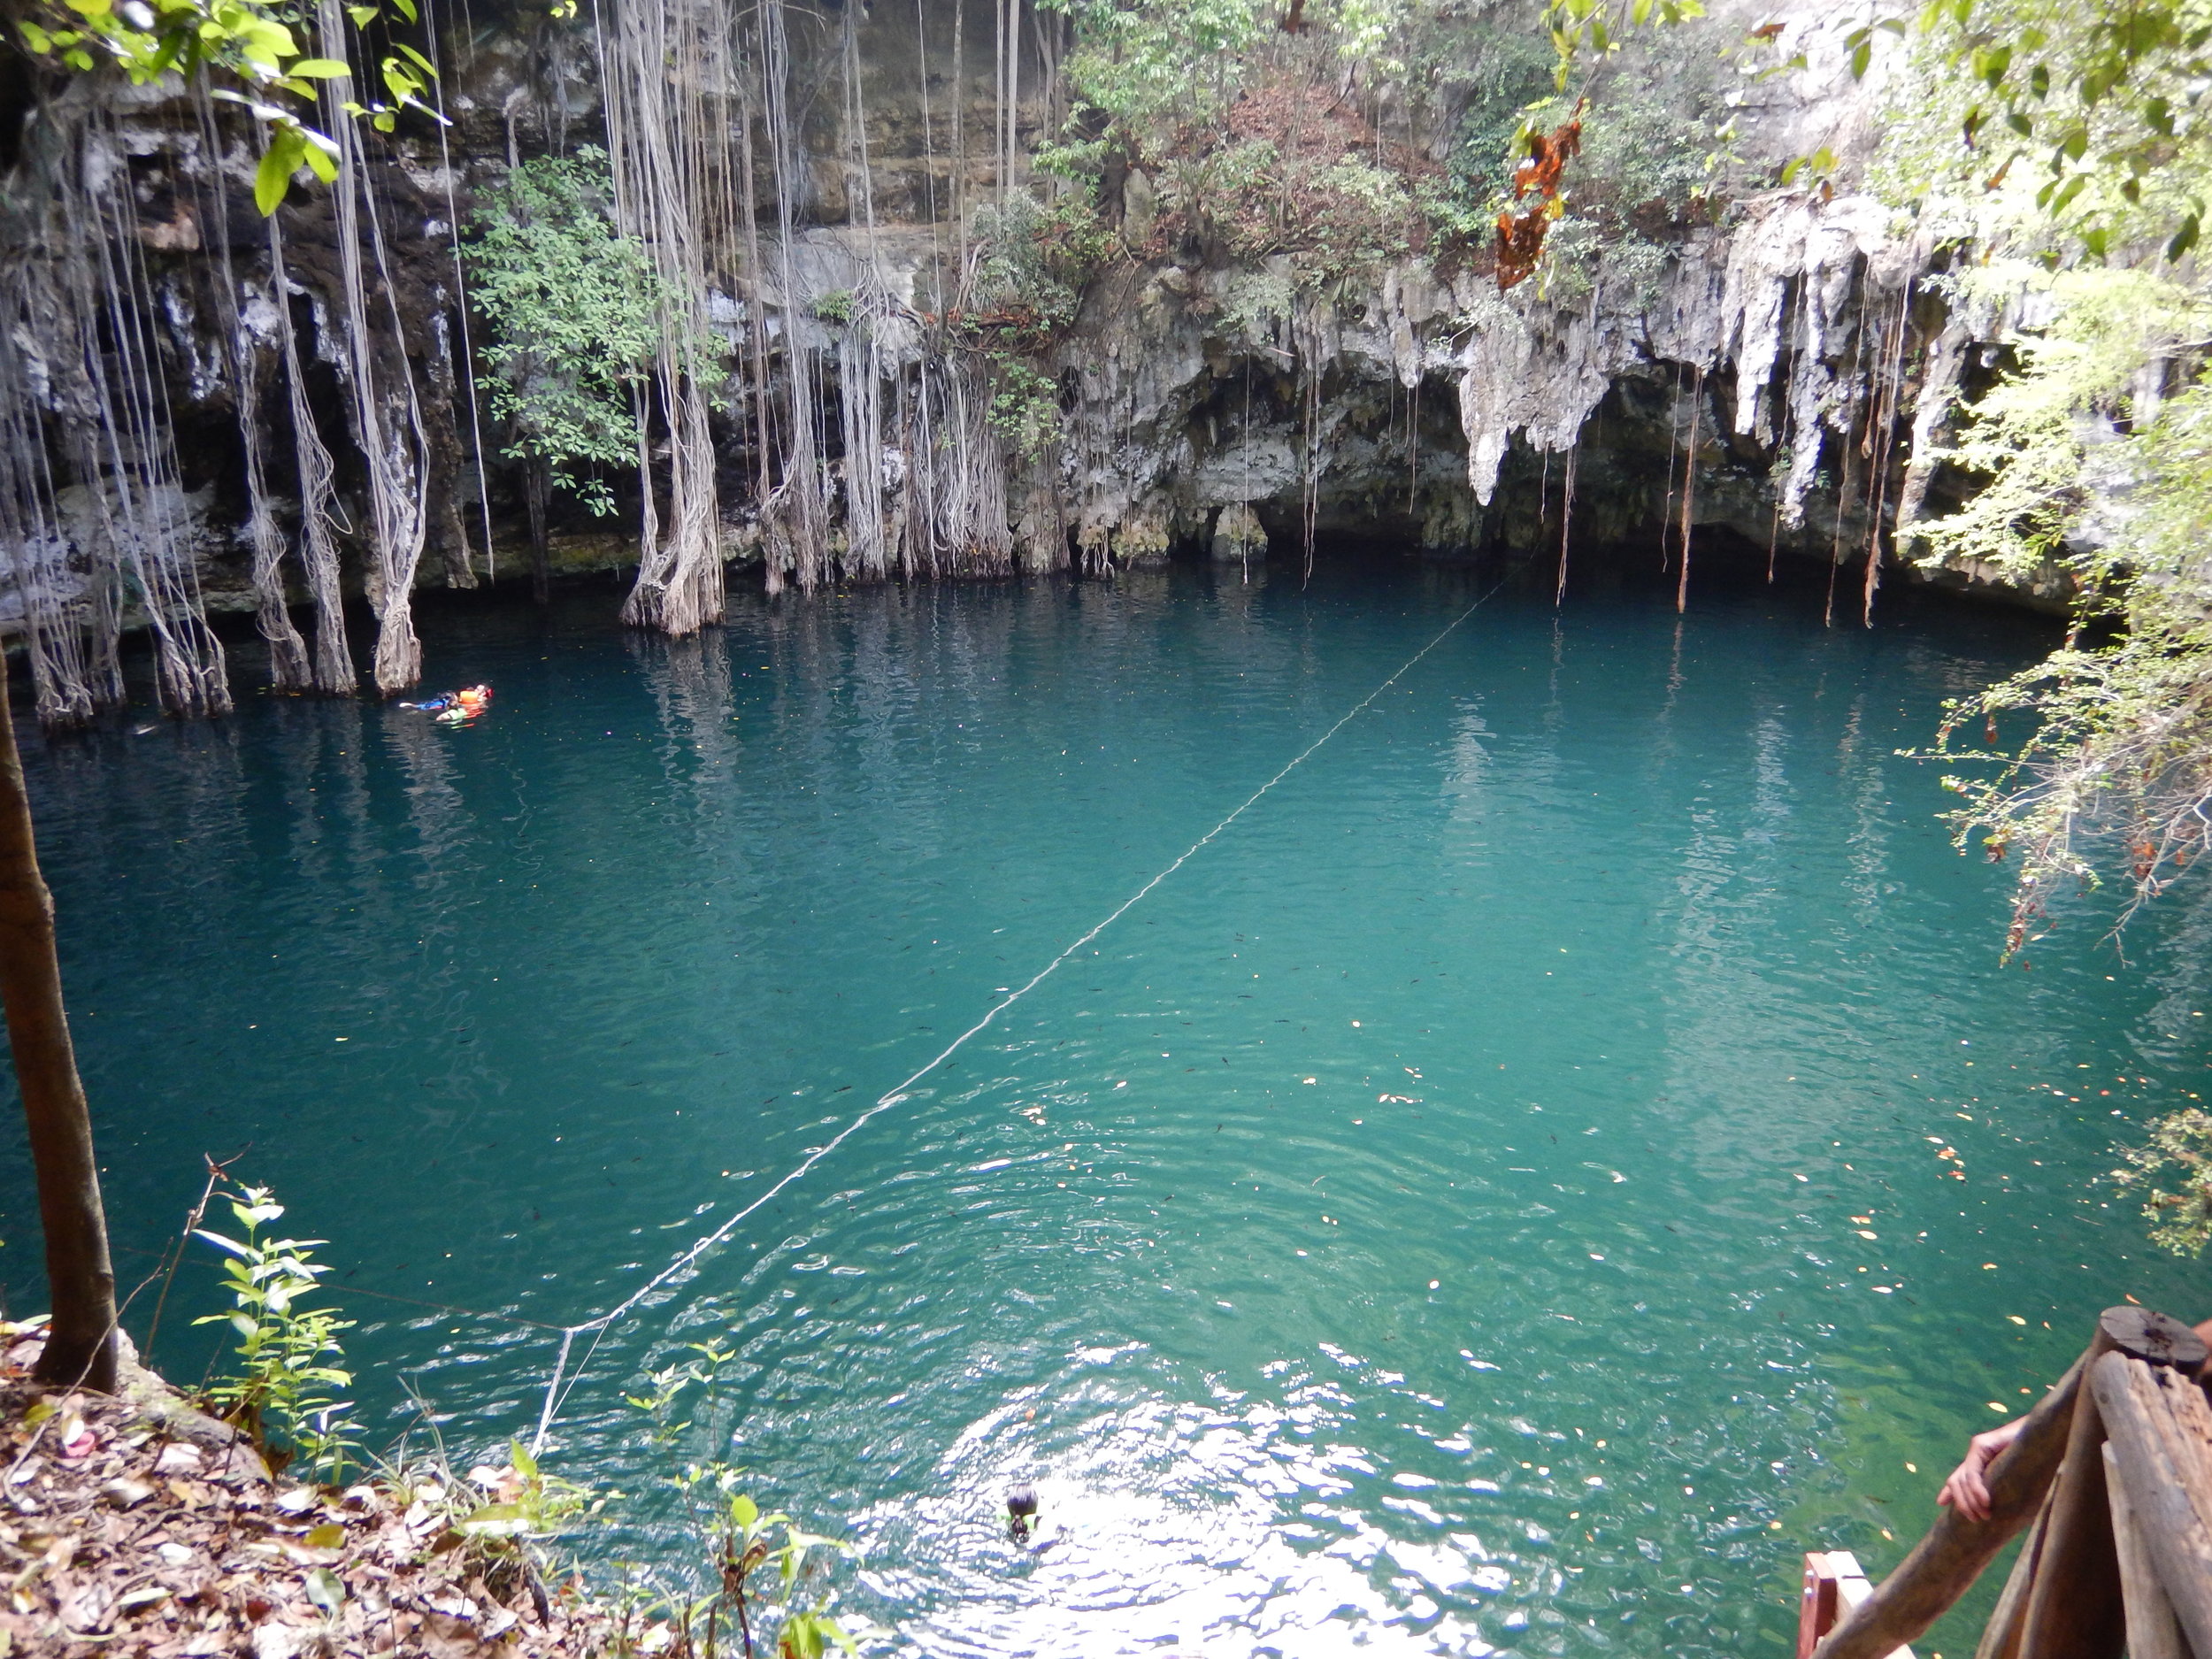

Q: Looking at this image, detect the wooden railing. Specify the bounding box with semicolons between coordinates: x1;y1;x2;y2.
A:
1795;1306;2212;1659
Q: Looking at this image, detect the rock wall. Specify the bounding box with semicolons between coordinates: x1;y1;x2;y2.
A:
0;0;2067;719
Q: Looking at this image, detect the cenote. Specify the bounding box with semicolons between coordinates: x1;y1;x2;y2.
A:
12;554;2207;1655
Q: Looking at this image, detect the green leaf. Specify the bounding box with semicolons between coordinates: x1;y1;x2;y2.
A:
286;56;348;75
194;1227;253;1258
1849;37;1871;78
2167;213;2200;261
346;4;376;22
394;39;434;73
729;1492;758;1529
249;137;292;215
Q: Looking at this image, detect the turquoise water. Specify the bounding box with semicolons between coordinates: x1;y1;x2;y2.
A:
13;557;2212;1656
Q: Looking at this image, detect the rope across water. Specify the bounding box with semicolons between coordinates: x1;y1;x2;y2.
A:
528;572;1515;1452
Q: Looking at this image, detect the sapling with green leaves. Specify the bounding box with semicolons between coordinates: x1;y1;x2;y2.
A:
191;1183;357;1479
626;1340;857;1659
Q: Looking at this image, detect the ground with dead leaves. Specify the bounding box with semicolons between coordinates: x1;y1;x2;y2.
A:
0;1325;619;1656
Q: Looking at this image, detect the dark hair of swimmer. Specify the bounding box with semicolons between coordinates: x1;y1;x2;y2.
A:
1006;1482;1038;1541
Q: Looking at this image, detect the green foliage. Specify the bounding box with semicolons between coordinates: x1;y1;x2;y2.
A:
11;0;442;214
1901;0;2212;260
1037;0;1270;141
190;1183;357;1480
811;289;856;327
625;1342;856;1659
1538;0;1709;88
1916;267;2212;952
985;357;1064;458
1915;265;2207;579
2114;1108;2212;1255
952;192;1110;458
1438;20;1562;204
465;150;664;518
966;192;1112;334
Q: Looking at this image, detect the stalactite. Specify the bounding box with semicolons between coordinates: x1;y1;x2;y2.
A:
1823;309;1872;630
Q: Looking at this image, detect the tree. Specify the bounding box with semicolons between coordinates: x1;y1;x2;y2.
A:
0;671;119;1393
465;150;664;602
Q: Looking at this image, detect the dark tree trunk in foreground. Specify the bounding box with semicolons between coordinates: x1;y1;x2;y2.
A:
0;670;118;1392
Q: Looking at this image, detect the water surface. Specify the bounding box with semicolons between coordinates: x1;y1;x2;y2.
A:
14;557;2210;1657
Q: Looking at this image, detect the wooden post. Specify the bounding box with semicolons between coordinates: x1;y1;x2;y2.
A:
2015;1358;2122;1659
1811;1337;2101;1659
2089;1348;2212;1655
1973;1491;2054;1659
0;671;118;1392
2103;1441;2192;1659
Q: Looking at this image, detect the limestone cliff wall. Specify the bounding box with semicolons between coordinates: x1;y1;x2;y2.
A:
0;0;2066;707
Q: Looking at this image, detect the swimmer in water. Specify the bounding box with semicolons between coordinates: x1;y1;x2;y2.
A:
1006;1482;1039;1543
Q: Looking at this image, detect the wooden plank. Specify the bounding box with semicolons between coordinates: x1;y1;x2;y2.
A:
1801;1553;1844;1659
1812;1337;2103;1659
2089;1350;2212;1657
1973;1491;2053;1659
2103;1442;2192;1659
2016;1374;2123;1659
1797;1553;1913;1659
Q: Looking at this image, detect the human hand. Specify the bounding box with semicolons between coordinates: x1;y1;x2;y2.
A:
1937;1418;2025;1524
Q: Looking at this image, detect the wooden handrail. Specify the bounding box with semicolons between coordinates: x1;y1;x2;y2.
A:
1809;1340;2100;1659
1816;1307;2208;1659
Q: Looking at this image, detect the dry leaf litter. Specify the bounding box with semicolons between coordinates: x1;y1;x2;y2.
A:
0;1324;619;1656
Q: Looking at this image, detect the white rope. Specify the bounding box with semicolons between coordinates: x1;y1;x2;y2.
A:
528;572;1513;1451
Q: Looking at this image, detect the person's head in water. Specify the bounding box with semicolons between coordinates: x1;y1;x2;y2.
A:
1006;1482;1039;1541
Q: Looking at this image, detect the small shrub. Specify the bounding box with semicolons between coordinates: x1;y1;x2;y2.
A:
192;1184;357;1480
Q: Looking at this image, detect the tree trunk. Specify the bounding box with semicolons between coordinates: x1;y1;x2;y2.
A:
526;457;552;607
0;669;119;1393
